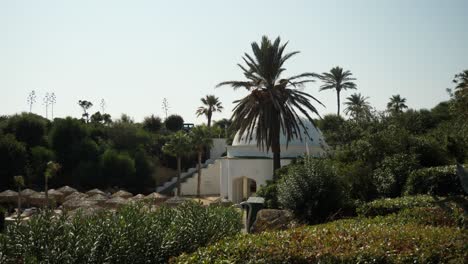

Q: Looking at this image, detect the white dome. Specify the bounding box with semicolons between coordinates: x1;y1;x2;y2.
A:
229;118;326;158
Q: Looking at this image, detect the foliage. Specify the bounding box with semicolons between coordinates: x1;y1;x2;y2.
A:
195;95;223;127
387;94;408;114
4;113;48;147
344;93;372;121
0;202;242;263
142;114;162;133
100;149;136;188
165;115;184;132
277;157;346;223
372;153;419;197
404;165;465;196
174;207;467;263
217;35;322;175
356;195;437;217
0;134;27;189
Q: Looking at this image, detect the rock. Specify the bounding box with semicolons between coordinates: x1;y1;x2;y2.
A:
251;209;295;233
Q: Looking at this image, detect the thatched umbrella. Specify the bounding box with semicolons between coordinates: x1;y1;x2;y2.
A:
48;189;65;204
29;192;48;207
0;190;19;204
164;196;190;207
63;198;99;210
86;188;107;197
104;196;129;209
20;188;37;198
131;194;145;200
64;192;87;201
87;194;109;206
144;192;168;204
57;186;78;196
111;190;133;199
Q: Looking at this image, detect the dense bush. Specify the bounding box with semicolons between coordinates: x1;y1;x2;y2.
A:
165;115;184;132
404;165;465;196
277;158;346;223
174;208;467;263
4;113;48;147
0;202;242;263
356;195;436;217
0;134;27;188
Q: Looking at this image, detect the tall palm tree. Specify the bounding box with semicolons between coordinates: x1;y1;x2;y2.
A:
162;131;192;196
189;125;213;197
344;93;371;121
387;94;408;114
196;95;223;128
316;66;357;116
217;36;323;177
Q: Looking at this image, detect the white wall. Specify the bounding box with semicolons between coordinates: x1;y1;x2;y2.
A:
210;138;227;159
180;159;221;196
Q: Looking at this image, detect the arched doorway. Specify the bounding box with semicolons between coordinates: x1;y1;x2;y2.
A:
232;176;257;203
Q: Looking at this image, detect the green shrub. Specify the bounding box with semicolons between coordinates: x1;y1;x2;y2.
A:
174;210;467;263
373;153;418;197
404;165;465;196
356;195;436;217
0;202;241;263
277;158;346;224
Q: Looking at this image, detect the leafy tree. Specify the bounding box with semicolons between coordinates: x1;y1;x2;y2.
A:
4;113;48;147
108;123;150;152
189;125;213;197
372;154;418;197
387;95;408;114
29;146;55;186
44;161;60;208
13;175;24;217
90;111;104;123
102;113;112;125
217;36;322;176
133;149;155;192
316;66;357;116
195;95;223;127
344;93;371;121
451;70;468;120
162;131;192;196
100;149;136;188
143;115;162;133
0;135;27;188
164;115;184;132
78;100;93;123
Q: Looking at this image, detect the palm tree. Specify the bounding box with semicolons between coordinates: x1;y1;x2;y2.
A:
13;175;24;218
162;131;192;196
316;66;357;116
196;95;223;128
387;94;408;114
44;161;60;208
344;93;371;121
189;125;213;197
217;36;323;176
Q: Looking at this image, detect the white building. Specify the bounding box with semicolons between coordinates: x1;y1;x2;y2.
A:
169;119;327;203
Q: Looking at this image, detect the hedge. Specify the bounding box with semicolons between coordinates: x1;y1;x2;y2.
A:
356;195;437;217
174;209;467;263
0;202;242;263
404;165;464;196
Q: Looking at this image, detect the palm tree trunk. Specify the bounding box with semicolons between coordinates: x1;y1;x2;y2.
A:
197;151;202;197
207;111;212;128
45;175;49;208
272;124;281;180
176;156;181;196
337;90;341;116
17;187;21;219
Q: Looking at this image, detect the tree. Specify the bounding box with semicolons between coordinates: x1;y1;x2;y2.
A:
316;66;357;116
344;93;371;121
217;36;322;176
4;113;48;147
451;70;468;120
195;95;223;127
78;100;93;123
189;125;213;197
90;111;104;123
102;113;112;125
143;115;162;133
387;94;408;114
164;115;184;132
100;149;136;188
44;161;60;208
0;135;27;188
162;131;192;196
13;175;24;218
27;90;36;113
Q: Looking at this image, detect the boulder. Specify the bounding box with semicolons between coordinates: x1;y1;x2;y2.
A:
251;209;295;233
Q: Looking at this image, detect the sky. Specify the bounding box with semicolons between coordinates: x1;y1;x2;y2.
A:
1;0;467;124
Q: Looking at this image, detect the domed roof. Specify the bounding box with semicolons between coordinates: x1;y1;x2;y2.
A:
229;118;327;158
232;118;325;148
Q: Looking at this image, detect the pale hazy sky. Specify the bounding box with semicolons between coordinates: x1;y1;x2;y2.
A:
1;0;467;124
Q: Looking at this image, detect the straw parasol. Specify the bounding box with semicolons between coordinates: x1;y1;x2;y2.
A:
29;192;48;207
111;190;133;199
104;196;129;209
144;192;168;204
131;194;145;200
164;196;190;207
64;192;87;201
87;194;109;206
63;198;99;210
20;188;37;198
0;190;19;204
86;188;107;197
48;189;65;204
57;186;78;196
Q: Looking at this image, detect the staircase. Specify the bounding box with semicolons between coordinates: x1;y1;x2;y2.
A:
156;159;216;195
